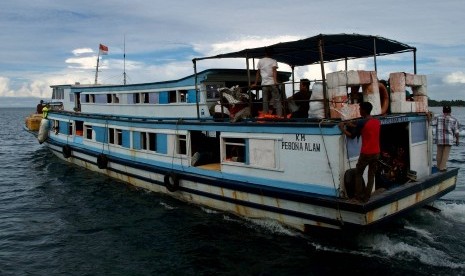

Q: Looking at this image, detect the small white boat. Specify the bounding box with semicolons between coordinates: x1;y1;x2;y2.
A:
26;34;458;232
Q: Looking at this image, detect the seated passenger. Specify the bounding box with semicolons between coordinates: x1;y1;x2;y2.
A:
287;79;311;118
213;100;230;121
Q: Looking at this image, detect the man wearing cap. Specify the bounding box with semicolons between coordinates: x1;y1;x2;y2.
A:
432;105;460;171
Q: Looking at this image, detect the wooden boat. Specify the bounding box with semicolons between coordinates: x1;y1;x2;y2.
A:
25;34;458;232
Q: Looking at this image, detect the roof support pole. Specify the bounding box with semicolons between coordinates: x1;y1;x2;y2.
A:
373;37;378;72
318;37;329;118
413;48;417;74
246;53;253;112
193;59;200;119
291;65;295;95
345;58;348;71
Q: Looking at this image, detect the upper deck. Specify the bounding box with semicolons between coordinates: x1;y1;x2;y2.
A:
50;69;291;119
49;34;426;123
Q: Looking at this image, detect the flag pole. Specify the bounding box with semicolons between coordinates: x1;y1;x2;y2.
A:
94;47;100;85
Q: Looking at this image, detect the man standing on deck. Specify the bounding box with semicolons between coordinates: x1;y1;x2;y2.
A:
36;100;44;114
253;47;282;117
431;105;460;172
339;102;381;202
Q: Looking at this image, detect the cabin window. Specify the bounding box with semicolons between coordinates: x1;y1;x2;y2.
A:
141;132;147;149
84;125;93;140
140;132;157;151
205;83;224;99
69;93;74;102
148;133;156;151
178;90;187;103
223;138;246;163
84;94;95;103
52;120;60;134
169;91;177;103
116;129;122;145
109;128;115;144
106;94;119;103
134;93;140;104
176;135;187;155
75;121;84;136
68;122;74;136
109;128;123;146
52;87;64;100
142;93;149;103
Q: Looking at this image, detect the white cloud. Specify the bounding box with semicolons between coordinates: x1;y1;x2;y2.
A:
66;56;99;69
200;35;302;56
444;72;465;84
72;48;93;55
0;77;13;96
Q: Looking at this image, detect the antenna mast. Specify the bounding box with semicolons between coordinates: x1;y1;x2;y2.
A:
123;35;127;85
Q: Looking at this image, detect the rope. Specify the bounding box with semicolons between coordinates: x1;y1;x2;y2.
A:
319;118;344;226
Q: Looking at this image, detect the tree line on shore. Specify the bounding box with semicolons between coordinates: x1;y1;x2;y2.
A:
428;99;465;107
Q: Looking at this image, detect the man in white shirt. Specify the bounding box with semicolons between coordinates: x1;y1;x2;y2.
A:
253;48;282;117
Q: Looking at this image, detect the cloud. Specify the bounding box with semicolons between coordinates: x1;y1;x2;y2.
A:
72;48;93;55
0;76;47;98
1;0;465;103
66;56;100;69
444;72;465;84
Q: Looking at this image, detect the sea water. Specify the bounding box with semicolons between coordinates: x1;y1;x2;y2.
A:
0;107;464;275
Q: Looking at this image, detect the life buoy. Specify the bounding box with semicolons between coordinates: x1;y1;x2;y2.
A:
379;83;389;115
97;153;108;169
62;145;72;158
164;173;180;192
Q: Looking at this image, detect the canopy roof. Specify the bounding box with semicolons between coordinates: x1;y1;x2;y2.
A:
194;33;416;67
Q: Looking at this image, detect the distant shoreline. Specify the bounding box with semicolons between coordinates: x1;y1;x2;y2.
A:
0;97;463;109
429;99;465;107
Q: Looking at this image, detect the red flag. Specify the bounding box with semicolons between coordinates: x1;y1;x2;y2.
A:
99;44;108;55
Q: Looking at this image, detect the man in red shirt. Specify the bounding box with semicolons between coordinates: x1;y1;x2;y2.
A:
339;102;381;202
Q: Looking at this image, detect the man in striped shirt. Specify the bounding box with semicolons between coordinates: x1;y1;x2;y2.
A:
431;105;460;171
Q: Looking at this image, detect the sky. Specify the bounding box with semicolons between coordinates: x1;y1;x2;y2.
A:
1;0;464;107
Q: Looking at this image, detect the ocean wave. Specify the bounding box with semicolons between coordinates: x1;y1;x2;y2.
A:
434;201;465;224
244;217;299;237
159;201;176;210
365;234;465;269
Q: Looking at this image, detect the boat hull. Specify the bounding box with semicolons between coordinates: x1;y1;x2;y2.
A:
46;140;457;232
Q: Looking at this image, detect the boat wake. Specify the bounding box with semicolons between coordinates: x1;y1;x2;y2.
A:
243;217;300;236
433;200;465;224
363;233;465;269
